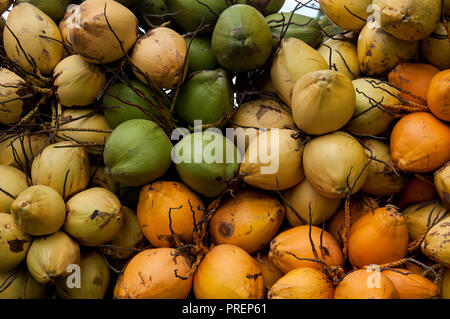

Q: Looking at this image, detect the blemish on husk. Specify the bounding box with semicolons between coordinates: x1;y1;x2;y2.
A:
8;239;28;252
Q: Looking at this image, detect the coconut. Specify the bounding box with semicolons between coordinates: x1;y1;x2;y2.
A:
345;78;398;135
103;119;172;187
382;268;440;299
31;141;90;199
131;27;187;89
271;38;328;105
317;38;361;80
175;69;234;127
318;0;372;31
0;213;32;272
230;98;294;150
56;250;110;299
10;185;66;236
0;165;29;214
291;70;356;135
303;131;368;198
4;3;63;75
0;0;11;15
16;0;72;22
193;244;264;299
435;162;450;209
134;0;168;28
185;36;219;73
421;23;450;70
59;0;138;64
212;4;273;73
422;215;450;267
173;130;241;198
101;206;144;259
89;166;118;194
253;254;284;291
240;129;304;191
165;0;228;32
0;133;48;169
283;178;341;226
239;0;285;15
360;139;405;197
64;187;123;247
442;268;450;299
26;231;80;284
319;15;345;39
0;267;47;299
265;12;323;48
53;55;106;107
0;68;32;125
373;0;441;41
357;18;419;77
56;108;111;154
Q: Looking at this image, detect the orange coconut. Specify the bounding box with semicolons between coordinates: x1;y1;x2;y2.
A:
382;268;439;299
427;70;450;122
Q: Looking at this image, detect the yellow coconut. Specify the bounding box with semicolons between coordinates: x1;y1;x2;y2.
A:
4;3;63;74
318;0;372;31
435;162;450;209
10;185;66;236
193;244;264;299
53;55;106;107
271;38;328;106
100;206;145;259
230;98;294;150
317;38;361;80
253;253;284;291
56;250;111;299
442;268;450;299
0;165;29;214
26;231;80;284
357;18;419;77
403;201;448;241
56;108;111;154
64;187;123;247
373;0;441;41
31;141;90;199
283;178;341;226
0;213;32;272
421;23;450;70
360;138;406;197
131;27;187;89
0;133;48;169
240;129;305;191
345;78;398;135
291;70;356;135
89;166;118;193
0;68;31;125
59;0;138;64
0;267;47;299
421;215;450;267
303;131;369;198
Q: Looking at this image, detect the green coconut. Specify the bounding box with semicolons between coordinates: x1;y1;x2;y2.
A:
56;250;111;299
0;267;47;299
185;36;219;73
237;0;285;15
173;130;241;197
212;4;273;72
134;0;169;28
319;15;345;39
165;0;229;31
175;69;234;127
15;0;72;22
265;12;323;48
102;79;161;129
103;119;173;187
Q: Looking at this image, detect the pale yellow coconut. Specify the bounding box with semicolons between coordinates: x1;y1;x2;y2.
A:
421;23;450;70
435;162;450;209
421;215;450;267
317;38;361;80
89;166;118;193
403;201;448;241
0;267;47;299
0;165;29;214
0;68;30;125
319;0;372;31
0;133;48;169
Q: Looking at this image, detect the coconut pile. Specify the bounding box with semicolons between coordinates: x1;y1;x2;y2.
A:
0;0;449;299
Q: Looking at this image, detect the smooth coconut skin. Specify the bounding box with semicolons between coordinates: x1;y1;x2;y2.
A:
271;38;328;106
317;38;361;80
137;181;205;248
373;0;441;41
0;133;47;169
56;250;111;299
16;0;72;22
268;267;335;299
115;248;193;299
184;37;219;73
398;176;439;209
0;267;47;299
239;0;285;16
435;162;450;209
422;215;450;267
193;244;264;299
403;201;448;241
212;4;273;73
0;213;32;272
421;23;450;70
4;3;63;75
89;166;118;194
390;112;450;173
427;70;450;122
253;254;284;291
26;231;80;284
334;269;399;299
269;225;344;273
0;69;30;125
318;0;372;31
0;165;29;214
209;190;285;254
382;268;440;299
131;27;187;89
348;206;409;267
